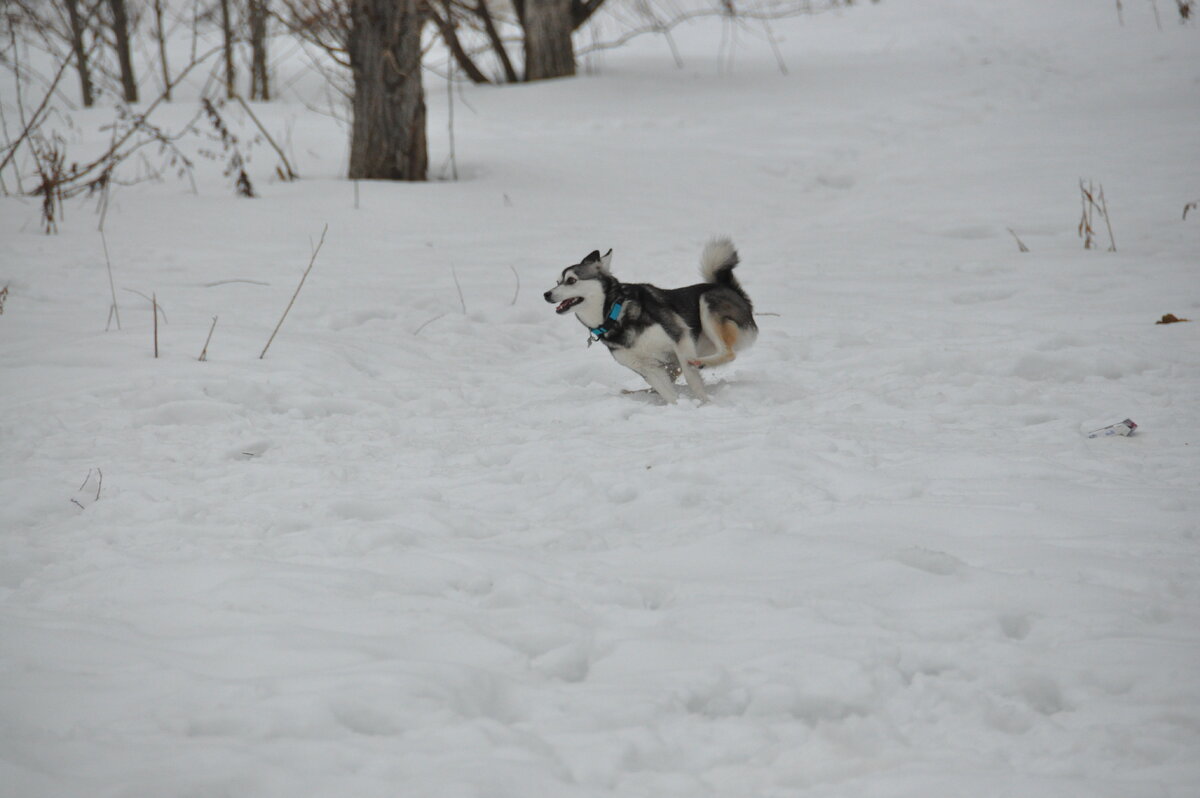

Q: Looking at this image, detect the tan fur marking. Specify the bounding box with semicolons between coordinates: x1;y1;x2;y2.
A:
691;320;739;368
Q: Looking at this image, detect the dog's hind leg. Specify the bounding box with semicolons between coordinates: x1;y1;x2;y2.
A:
689;317;741;368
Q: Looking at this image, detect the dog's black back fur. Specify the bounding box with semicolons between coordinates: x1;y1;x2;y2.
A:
592;276;755;351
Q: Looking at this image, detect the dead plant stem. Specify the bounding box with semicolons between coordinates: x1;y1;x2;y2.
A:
260;224;328;359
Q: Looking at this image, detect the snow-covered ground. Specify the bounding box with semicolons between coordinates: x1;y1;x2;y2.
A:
2;1;1199;795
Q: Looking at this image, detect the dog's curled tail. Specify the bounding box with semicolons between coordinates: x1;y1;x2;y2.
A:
699;237;741;287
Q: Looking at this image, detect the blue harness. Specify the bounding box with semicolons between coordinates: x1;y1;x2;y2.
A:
587;302;623;346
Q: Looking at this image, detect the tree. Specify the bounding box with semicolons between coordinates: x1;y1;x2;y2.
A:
107;0;137;102
151;0;170;99
219;0;236;99
346;0;427;180
515;0;606;81
248;0;271;100
64;0;95;106
519;0;575;80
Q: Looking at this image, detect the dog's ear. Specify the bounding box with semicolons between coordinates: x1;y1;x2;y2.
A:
597;248;613;275
581;250;602;265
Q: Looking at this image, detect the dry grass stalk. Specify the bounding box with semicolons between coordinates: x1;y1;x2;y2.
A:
1007;228;1030;252
451;265;467;314
260;224;328;359
101;230;121;330
1079;180;1097;249
231;93;298;181
199;315;218;361
1079;180;1117;251
1097;185;1117;251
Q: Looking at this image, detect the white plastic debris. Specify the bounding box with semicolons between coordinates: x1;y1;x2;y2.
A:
1088;419;1138;438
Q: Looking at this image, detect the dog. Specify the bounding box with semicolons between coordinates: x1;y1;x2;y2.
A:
543;238;757;403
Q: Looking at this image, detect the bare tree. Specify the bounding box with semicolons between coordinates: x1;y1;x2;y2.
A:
152;0;170;99
219;0;236;99
346;0;427;180
64;0;96;106
248;0;270;100
107;0;137;102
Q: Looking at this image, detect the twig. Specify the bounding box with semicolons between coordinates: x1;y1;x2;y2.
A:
260;223;328;358
0;284;8;315
576;5;825;58
231;93;298;180
509;264;520;305
1007;227;1030;252
70;499;85;510
1185;200;1199;220
0;39;77;178
122;289;167;322
153;293;159;358
761;18;788;75
203;279;270;287
79;468;93;491
199;315;218;361
413;312;447;336
15;44;225;201
100;229;121;330
451;265;466;314
95;467;102;500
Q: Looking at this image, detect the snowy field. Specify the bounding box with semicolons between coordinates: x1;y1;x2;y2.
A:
2;0;1199;795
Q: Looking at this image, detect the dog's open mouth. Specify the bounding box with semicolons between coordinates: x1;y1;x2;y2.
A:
556;297;583;314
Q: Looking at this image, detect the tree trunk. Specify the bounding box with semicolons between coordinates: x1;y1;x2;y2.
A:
107;0;138;102
248;0;270;100
522;0;575;81
347;0;427;181
64;0;94;107
219;0;236;100
153;0;171;99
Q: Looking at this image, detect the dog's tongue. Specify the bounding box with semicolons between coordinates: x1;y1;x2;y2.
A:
556;299;576;313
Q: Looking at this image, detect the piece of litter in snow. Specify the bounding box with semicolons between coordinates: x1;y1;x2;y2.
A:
1088;419;1137;438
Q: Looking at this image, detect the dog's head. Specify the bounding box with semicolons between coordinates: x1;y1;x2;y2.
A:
543;249;612;315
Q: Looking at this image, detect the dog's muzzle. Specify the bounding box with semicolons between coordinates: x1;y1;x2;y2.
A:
545;291;583;314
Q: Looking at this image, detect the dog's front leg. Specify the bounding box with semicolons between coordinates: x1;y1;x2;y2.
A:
638;364;680;403
615;350;679;403
673;342;710;403
678;363;710;403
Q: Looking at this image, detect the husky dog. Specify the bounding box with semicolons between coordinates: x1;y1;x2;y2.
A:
543;238;757;403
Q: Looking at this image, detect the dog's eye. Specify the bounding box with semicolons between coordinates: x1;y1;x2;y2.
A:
566;277;576;285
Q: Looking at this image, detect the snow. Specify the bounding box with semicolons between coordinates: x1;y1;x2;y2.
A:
2;0;1199;796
